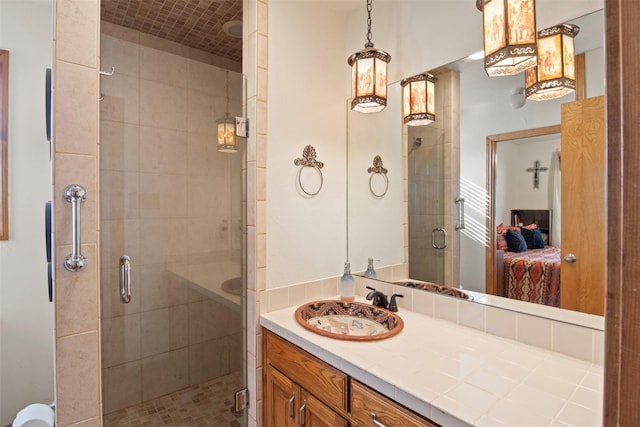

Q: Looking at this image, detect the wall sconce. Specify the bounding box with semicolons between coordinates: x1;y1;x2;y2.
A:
347;0;391;113
476;0;537;77
401;73;437;126
217;70;238;152
525;23;579;101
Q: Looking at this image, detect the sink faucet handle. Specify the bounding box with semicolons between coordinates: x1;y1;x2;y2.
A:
388;294;404;312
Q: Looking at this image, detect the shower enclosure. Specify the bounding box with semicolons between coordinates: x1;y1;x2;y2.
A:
408;126;446;285
98;22;246;426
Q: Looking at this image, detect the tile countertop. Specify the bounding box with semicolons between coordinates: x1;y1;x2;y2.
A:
260;299;603;427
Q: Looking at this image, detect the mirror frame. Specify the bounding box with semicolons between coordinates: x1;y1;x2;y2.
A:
485;124;561;297
0;49;8;240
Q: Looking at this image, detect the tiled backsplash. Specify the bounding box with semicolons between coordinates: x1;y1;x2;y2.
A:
260;265;604;364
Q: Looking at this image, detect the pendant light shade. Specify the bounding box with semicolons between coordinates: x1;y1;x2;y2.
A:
401;73;436;126
525;24;579;101
348;0;391;113
217;115;237;152
477;0;537;77
217;70;238;152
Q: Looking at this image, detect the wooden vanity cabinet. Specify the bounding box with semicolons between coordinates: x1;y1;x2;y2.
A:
264;330;349;427
264;364;348;427
263;329;440;427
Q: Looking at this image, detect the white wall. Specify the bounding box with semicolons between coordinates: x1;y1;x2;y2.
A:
494;137;561;227
347;84;403;273
267;1;356;288
0;0;54;424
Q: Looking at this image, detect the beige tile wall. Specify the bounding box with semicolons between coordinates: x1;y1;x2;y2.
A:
243;0;268;425
53;1;102;425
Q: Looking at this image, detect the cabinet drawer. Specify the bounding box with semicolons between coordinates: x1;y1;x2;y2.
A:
264;330;348;413
351;380;439;427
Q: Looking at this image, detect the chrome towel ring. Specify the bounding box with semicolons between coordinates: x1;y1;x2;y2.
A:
294;145;324;197
367;155;389;198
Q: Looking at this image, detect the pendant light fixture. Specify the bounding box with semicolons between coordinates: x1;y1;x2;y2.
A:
476;0;537;77
347;0;391;113
525;24;579;101
401;73;437;126
217;70;237;153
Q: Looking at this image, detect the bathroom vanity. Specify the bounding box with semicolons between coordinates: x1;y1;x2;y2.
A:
260;300;603;426
264;329;436;426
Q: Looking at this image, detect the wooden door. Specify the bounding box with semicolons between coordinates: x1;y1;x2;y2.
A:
301;390;348;427
264;365;298;427
560;95;606;315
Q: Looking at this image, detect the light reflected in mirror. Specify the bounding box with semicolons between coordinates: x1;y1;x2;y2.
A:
347;9;605;328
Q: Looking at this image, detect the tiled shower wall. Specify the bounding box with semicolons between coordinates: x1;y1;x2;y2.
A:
98;22;243;414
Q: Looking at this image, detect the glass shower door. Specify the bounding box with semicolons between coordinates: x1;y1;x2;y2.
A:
98;29;246;426
408;126;446;285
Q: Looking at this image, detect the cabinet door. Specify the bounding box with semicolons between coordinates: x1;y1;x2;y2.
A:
351;380;437;427
301;390;348;427
265;330;348;413
265;365;298;427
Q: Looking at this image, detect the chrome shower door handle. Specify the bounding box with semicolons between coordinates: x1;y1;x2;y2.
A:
455;196;466;230
63;184;87;272
119;255;132;303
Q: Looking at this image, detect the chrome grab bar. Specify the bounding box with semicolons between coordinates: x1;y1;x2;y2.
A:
455;196;466;230
63;184;87;272
431;227;447;249
119;255;131;303
369;412;386;427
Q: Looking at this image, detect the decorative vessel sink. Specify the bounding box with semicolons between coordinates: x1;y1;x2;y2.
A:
294;300;403;341
394;280;473;301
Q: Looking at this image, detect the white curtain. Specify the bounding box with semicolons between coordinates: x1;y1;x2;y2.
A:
551;150;561;247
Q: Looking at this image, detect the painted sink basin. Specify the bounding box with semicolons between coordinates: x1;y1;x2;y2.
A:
395;280;473;301
294;300;403;341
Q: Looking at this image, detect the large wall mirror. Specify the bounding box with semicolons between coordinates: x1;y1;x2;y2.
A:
347;8;605;324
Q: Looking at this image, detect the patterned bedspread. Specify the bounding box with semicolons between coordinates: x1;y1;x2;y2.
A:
503;246;561;307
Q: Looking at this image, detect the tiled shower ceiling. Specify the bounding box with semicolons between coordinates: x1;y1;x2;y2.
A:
101;0;242;64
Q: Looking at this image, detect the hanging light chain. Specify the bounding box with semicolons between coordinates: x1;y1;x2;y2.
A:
365;0;373;48
225;70;230;117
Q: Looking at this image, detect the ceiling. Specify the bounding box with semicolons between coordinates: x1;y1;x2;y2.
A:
101;0;242;64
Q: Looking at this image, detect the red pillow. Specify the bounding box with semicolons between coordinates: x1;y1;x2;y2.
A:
496;223;513;250
497;234;508;250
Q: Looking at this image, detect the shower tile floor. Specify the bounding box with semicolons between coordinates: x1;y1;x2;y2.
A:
103;371;244;426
